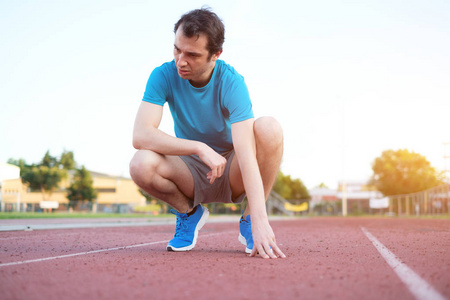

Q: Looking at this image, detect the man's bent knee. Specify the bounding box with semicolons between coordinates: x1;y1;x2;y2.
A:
254;116;283;146
129;150;161;187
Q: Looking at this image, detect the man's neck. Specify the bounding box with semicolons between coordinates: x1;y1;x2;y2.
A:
190;63;216;88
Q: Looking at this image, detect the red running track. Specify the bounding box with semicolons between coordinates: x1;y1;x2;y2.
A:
0;217;449;300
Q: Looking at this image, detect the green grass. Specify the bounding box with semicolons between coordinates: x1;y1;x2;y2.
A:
0;212;172;219
1;212;448;220
396;214;450;220
308;213;450;220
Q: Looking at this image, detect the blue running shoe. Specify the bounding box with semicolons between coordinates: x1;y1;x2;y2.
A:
238;214;253;254
167;205;209;252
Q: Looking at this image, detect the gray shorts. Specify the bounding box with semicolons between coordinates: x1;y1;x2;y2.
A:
180;150;246;208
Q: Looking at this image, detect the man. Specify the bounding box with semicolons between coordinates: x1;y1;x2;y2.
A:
130;8;285;259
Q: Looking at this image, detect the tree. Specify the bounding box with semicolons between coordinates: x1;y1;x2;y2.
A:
371;149;444;196
67;166;97;205
317;182;328;188
272;171;310;200
41;151;58;168
22;164;65;199
9;150;76;200
60;150;76;170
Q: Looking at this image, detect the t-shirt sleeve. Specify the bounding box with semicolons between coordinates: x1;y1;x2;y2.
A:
224;78;254;124
142;67;168;106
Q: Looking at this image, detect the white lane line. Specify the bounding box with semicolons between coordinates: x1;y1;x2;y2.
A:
361;227;446;300
0;231;229;268
0;240;169;268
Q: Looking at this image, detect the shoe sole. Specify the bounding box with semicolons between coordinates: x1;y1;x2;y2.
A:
238;233;252;254
166;207;209;252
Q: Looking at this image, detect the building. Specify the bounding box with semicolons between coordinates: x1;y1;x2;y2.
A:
0;163;22;212
309;186;339;215
0;164;145;212
309;186;338;207
88;171;146;213
308;181;383;215
337;180;382;214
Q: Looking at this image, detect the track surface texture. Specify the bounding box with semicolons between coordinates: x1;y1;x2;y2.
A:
0;217;449;300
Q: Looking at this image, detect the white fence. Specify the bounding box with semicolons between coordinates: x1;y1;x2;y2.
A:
387;184;450;216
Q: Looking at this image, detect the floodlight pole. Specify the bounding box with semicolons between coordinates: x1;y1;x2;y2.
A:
342;181;348;216
444;143;450;183
340;96;347;216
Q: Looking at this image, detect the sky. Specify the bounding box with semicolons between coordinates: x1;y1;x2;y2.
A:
1;0;449;189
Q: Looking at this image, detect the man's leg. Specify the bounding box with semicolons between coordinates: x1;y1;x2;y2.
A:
229;116;283;214
130;150;209;251
129;150;194;213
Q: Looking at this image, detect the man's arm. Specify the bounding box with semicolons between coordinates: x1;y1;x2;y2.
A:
231;118;286;259
133;101;226;183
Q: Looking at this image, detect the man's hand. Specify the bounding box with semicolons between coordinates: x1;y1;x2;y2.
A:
250;218;286;259
198;145;227;184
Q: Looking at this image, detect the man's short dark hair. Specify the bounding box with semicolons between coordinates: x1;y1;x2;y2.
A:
174;7;225;57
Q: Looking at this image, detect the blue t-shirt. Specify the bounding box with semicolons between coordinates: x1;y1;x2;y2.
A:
142;60;254;153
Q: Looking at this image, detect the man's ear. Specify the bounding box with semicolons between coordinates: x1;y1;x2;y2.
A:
211;50;223;61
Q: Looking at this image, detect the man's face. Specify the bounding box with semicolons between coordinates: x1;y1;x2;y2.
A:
174;26;221;88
